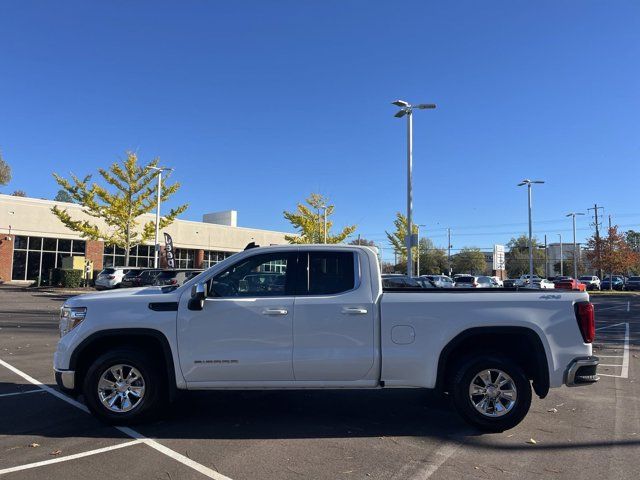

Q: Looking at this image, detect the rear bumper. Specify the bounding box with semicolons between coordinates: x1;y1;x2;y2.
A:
54;369;76;391
565;356;599;386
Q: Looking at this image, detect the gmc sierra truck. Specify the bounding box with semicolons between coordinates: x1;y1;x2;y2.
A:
54;245;599;431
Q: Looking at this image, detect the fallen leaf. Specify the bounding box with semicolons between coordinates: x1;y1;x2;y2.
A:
526;438;537;445
547;408;558;413
49;450;62;456
28;443;40;448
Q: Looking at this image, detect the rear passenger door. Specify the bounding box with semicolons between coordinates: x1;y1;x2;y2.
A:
293;250;375;381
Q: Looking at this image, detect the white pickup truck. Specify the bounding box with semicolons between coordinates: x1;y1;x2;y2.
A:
54;245;599;432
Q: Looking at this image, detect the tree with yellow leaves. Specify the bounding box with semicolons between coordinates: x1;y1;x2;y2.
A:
283;193;356;244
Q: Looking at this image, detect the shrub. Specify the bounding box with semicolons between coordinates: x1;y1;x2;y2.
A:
61;269;84;288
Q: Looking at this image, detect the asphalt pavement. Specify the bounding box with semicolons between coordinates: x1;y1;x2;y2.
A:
0;286;639;479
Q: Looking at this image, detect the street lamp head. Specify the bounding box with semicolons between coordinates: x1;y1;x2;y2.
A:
392;100;409;107
517;179;530;186
394;109;408;118
415;103;436;110
531;180;545;184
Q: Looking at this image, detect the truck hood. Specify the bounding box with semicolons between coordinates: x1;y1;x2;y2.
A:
64;286;180;306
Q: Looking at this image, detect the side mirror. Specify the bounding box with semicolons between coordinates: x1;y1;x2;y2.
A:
188;281;208;311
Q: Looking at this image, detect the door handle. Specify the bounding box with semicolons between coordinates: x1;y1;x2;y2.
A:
262;308;288;315
341;307;368;315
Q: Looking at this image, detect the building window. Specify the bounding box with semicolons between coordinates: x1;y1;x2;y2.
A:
103;244;155;268
174;248;196;269
202;250;234;269
12;235;86;281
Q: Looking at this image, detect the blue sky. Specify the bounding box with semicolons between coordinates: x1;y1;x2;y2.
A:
1;1;639;261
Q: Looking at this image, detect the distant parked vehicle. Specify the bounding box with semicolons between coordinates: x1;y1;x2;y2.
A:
422;275;454;288
626;276;640;291
490;276;504;287
514;274;542;287
94;267;141;290
502;278;517;288
381;274;425;288
454;275;479;288
120;269;145;288
527;278;556;289
578;276;601;291
601;275;625;291
123;269;162;288
554;278;586;291
414;277;437;289
153;270;203;287
477;276;499;288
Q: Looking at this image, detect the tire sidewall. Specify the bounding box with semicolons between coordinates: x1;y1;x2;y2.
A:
83;349;162;424
452;355;532;432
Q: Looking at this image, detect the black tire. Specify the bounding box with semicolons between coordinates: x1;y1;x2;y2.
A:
82;348;165;424
451;354;531;432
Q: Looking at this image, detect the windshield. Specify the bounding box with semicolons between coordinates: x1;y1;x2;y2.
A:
456;276;475;283
630;277;640;281
123;270;142;278
100;268;116;275
155;271;177;279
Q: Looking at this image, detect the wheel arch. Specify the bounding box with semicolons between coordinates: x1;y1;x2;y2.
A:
70;328;177;401
436;326;550;398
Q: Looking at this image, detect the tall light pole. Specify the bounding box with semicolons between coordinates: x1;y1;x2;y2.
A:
393;100;436;276
147;166;174;268
416;224;426;276
517;179;544;283
566;212;585;279
558;233;563;276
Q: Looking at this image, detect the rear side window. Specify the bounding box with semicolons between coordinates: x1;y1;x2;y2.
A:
457;276;475;283
101;268;116;275
307;252;355;295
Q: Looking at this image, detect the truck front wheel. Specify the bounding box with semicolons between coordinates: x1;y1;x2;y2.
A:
451;355;531;432
82;349;164;424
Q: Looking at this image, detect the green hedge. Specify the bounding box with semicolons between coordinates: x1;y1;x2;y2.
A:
60;269;84;288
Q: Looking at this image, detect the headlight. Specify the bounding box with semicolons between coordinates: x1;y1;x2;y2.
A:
59;306;87;337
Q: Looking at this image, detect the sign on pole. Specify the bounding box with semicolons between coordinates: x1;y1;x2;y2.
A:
493;244;505;271
164;233;175;269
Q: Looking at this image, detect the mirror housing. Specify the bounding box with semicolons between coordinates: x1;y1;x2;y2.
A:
188;281;208;311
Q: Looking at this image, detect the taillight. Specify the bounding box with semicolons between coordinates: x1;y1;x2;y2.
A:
575;302;595;343
170;279;178;285
107;275;115;280
472;282;478;287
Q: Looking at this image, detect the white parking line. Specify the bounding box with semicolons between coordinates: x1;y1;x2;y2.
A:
0;389;44;398
0;439;143;475
621;323;630;378
0;358;232;480
596;322;626;331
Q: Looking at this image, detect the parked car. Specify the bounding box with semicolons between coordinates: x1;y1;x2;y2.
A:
514;275;542;287
125;269;162;288
626;276;640;291
454;275;479;288
422;275;454;288
381;274;425;288
502;278;517;288
601;275;625;291
153;270;204;287
490;276;504;287
120;269;146;288
527;278;556;289
477;276;500;288
554;278;586;291
55;245;598;432
578;276;601;291
94;268;141;290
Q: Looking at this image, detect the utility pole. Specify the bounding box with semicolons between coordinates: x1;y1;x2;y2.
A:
588;204;604;280
544;234;548;278
558;233;563;277
357;234;361;245
447;228;452;276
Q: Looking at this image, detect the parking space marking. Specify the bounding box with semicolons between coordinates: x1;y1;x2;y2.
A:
0;389;44;398
596;322;627;331
0;358;232;480
0;439;143;475
595;322;630;379
620;322;630;378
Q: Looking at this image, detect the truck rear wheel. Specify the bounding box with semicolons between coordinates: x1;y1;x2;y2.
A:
451;355;531;432
82;348;164;424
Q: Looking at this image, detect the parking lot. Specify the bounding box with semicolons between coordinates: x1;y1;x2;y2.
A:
1;286;639;479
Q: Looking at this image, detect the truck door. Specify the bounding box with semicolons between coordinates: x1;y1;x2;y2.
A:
177;251;297;383
293;250;375;381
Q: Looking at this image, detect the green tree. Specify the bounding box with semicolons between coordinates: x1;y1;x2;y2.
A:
51;151;188;266
348;237;376;247
505;235;546;277
553;257;585;278
585;226;638;285
11;190;26;197
283;193;356;244
385;212;418;262
54;189;74;203
626;230;640;252
0;150;10;187
452;248;487;275
417;237;448;275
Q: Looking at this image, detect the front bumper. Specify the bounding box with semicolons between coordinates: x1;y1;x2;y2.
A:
54;369;76;391
565;356;599;386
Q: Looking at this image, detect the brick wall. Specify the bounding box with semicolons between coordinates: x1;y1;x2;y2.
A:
85;240;104;271
0;235;15;282
195;249;204;269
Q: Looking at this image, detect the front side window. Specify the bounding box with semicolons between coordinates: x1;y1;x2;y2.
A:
307;252;355;295
210;252;295;297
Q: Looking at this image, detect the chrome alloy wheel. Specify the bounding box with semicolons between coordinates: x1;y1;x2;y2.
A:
97;364;146;413
468;369;517;417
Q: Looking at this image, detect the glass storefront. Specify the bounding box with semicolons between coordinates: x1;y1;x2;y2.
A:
12;235;86;281
103;244;155;268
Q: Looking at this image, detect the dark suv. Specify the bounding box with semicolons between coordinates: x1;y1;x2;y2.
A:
626;276;640;291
